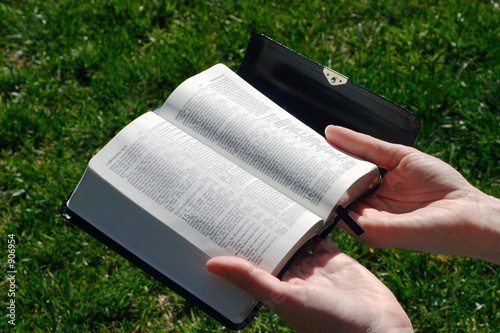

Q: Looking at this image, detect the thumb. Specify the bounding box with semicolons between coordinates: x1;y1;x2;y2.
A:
325;125;414;170
206;257;284;302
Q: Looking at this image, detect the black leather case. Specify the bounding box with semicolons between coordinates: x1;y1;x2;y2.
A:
237;34;420;146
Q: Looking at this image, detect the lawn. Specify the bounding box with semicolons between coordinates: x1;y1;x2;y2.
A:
1;0;499;332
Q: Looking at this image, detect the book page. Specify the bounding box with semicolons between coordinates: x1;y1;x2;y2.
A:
159;64;378;220
68;112;323;323
80;112;322;273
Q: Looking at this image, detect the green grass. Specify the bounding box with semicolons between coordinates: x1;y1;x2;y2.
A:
1;0;499;331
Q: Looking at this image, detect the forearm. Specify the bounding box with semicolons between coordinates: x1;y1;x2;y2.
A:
474;191;500;264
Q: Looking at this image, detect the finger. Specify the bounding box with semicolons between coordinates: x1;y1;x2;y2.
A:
324;125;415;170
206;256;284;302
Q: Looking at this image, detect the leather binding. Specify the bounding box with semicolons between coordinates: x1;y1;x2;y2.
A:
237;34;420;146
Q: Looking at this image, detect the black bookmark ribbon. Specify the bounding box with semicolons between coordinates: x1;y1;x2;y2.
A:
335;205;365;236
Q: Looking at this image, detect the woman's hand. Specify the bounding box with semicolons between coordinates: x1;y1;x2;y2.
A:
207;237;413;333
325;125;500;264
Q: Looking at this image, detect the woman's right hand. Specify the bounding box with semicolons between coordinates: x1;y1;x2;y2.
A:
325;125;500;264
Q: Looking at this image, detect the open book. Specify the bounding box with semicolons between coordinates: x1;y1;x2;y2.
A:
62;63;383;328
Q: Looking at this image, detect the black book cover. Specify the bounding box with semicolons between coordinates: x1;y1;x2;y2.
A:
238;34;420;146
